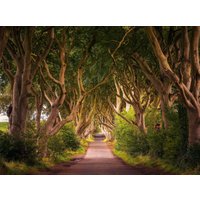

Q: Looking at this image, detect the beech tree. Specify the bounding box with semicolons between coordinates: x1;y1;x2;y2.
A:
146;26;200;145
1;26;199;157
111;65;154;134
128;27;181;129
34;27;113;155
2;27;54;137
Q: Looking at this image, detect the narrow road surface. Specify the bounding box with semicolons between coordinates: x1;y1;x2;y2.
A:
39;136;170;175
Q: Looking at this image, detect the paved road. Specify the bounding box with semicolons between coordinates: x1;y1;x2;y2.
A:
39;137;170;175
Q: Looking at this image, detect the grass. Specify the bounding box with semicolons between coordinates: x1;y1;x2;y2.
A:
113;149;200;175
113;149;181;174
0;122;8;132
3;161;40;175
0;138;90;175
85;135;94;142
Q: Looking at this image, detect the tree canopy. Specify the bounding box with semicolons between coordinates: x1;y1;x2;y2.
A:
0;26;200;158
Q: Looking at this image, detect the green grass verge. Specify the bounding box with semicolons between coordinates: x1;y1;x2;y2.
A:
113;149;181;174
113;149;200;175
0;122;8;132
0;139;90;175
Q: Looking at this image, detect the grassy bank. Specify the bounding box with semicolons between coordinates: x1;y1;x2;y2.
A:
113;149;180;174
0;122;8;132
0;139;90;175
113;149;200;175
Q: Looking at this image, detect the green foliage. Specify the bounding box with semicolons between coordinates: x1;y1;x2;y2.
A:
162;107;183;162
59;124;80;150
147;128;183;162
0;84;12;113
145;107;164;157
114;109;149;155
177;104;188;154
48;123;80;158
114;149;180;174
145;107;162;130
48;134;65;157
147;130;166;158
0;132;37;164
180;144;200;168
162;129;182;162
114;106;190;166
147;107;184;162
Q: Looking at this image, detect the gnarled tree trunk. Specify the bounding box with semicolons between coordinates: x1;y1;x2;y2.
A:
9;28;33;137
146;26;200;146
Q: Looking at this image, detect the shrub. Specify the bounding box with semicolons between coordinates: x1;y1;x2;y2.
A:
145;107;162;130
0;132;37;164
162;129;182;162
47;123;80;157
179;144;200;168
177;104;188;154
114;105;190;165
114;109;149;155
48;134;65;157
147;129;166;158
161;107;183;162
59;125;80;151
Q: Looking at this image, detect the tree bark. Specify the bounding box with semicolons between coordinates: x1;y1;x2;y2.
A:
146;26;200;145
5;27;54;137
9;28;33;137
160;97;169;129
135;108;147;134
187;110;200;145
0;27;10;59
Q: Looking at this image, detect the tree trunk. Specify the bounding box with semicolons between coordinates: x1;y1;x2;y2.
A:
10;64;29;137
40;104;59;135
10;94;29;137
125;103;131;112
0;27;10;59
187;110;200;145
38;134;49;158
135;109;147;134
8;28;33;137
160;97;169;129
76;119;91;137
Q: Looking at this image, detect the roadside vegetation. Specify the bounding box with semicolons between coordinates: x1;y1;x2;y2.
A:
112;107;200;174
0;123;90;174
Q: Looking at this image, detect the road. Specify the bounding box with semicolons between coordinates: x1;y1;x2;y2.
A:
39;136;169;175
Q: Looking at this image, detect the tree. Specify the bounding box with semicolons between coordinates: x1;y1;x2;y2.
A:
36;27;112;156
2;27;54;137
113;65;154;134
146;26;200;145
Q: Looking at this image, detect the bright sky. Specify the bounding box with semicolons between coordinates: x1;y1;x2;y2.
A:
0;114;8;122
